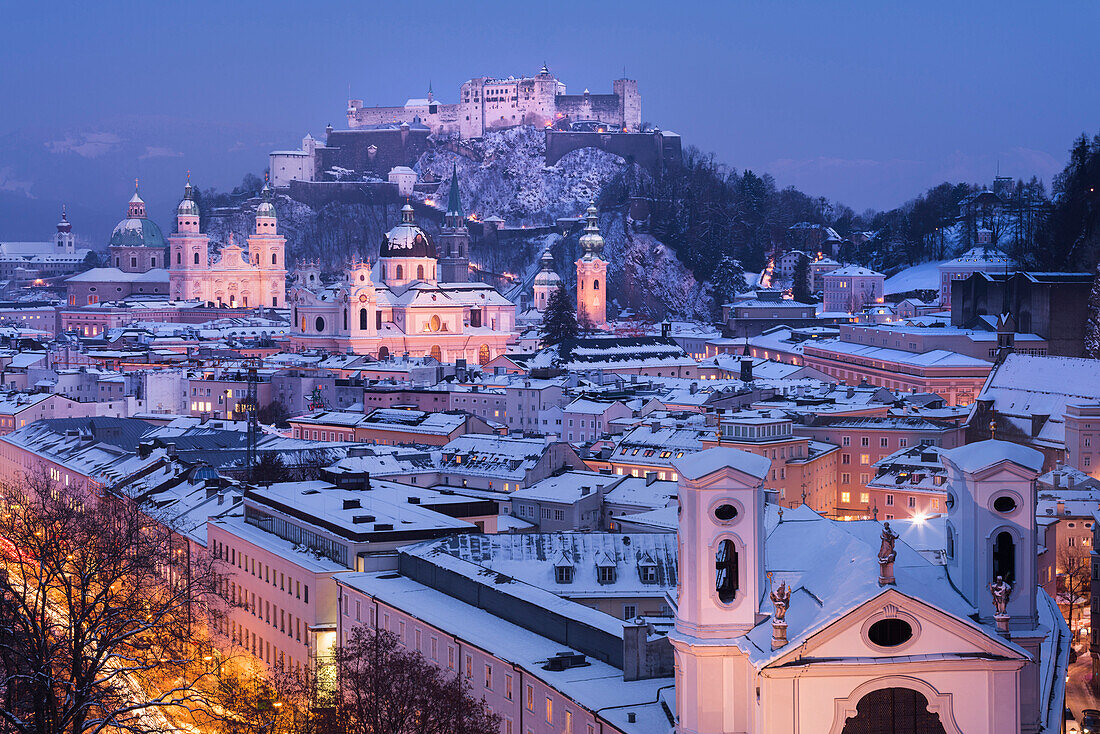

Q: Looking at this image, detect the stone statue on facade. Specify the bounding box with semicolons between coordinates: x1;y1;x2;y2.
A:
990;575;1012;632
770;580;791;649
878;522;900;586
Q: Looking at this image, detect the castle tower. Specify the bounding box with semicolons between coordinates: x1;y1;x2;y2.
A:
246;182;287;308
169;177;210;301
55;206;74;253
438;164;470;283
668;447;771;734
575;203;607;328
532;246;561;311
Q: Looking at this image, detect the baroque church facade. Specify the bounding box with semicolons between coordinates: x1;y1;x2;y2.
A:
671;441;1067;733
287;176;516;364
168;179;286;308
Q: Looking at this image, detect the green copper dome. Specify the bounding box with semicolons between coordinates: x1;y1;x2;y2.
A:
109;190;165;248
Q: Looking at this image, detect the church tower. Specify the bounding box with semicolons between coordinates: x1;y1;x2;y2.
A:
55;206;75;253
668;447;771;734
169;177;209;301
575;203;607;328
438;164;470;283
940;439;1045;733
247;182;287;308
532;245;562;311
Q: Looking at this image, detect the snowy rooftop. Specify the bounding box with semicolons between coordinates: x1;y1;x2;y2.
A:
510;470;620;504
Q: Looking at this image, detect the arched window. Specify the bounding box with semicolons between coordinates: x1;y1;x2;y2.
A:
716;540;738;603
177;252;182;265
593;279;600;290
993;531;1015;583
396;264;403;280
271;253;277;265
359;308;368;331
343;310;348;331
194;252;200;265
376;310;383;330
946;524;955;559
377;346;389;360
417;264;424;280
478;344;490;365
429;345;442;362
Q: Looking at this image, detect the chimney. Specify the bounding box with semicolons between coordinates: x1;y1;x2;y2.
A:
661;322;671;338
1057;500;1066;515
1053;472;1061;488
580;486;591;496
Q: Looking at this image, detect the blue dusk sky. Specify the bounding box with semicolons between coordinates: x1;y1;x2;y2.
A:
0;0;1096;237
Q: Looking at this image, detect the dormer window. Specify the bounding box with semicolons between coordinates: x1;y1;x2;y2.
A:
639;563;657;584
555;566;573;584
597;565;616;584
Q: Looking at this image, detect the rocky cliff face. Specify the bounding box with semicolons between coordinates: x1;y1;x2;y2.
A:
209;126;714;320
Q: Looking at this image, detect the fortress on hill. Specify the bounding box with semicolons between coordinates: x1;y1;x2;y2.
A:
346;66;642;139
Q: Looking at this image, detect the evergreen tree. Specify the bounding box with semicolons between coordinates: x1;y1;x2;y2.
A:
1085;264;1100;359
539;285;578;361
712;255;748;304
792;256;812;302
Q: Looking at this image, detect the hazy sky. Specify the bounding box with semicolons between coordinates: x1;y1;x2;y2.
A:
0;0;1097;233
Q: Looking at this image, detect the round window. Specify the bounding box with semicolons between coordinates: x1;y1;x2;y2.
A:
714;504;738;521
314;316;325;332
993;496;1017;513
867;618;913;647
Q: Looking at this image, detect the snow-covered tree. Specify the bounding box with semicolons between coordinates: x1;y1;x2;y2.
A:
539;285;578;361
1085;264;1100;358
792;256;812;303
711;256;748;304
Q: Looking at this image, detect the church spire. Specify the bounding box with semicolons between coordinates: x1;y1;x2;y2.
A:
447;163;463;217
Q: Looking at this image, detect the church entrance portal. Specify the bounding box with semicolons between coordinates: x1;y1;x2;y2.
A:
841;687;947;734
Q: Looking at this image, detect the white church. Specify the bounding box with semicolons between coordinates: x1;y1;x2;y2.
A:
670;440;1068;733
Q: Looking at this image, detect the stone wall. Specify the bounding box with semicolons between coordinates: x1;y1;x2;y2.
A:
544;130;681;174
321;128;431;178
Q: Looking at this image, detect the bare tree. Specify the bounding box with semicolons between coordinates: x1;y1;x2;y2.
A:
334;626;500;734
0;471;222;734
1058;545;1091;633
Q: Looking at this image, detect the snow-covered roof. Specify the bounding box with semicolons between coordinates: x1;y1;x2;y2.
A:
940;439;1045;474
673;446;771;481
825;265;884;278
510;470;618;504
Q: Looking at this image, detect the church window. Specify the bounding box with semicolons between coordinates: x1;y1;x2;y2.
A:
194;252;200;264
715;540;738;603
478;344;490;365
151;257;156;267
593;279;600;290
315;316;325;333
714;504;737;522
429;315;441;332
131;257;137;268
177;252;181;265
360;308;368;331
343;310;348;331
417;264;424;280
272;253;277;265
430;345;442;362
993;531;1015;583
867;618;913;647
396;265;403;280
376;311;383;330
993;495;1017;513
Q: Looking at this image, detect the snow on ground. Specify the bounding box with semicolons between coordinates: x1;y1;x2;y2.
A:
885;259;944;295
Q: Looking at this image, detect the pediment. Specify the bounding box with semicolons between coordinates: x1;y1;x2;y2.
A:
768;588;1024;668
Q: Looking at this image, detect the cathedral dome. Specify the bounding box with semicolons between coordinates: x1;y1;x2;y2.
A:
109;190;165;248
380;204;436;258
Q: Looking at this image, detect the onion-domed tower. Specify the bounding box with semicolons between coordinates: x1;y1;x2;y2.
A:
246;182;287;308
533;246;561;311
575;202;607;327
55;206;74;253
109;181;167;273
379;203;437;288
169;177;210;300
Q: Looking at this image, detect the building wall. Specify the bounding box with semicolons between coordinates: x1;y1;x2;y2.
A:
1065;404;1100;477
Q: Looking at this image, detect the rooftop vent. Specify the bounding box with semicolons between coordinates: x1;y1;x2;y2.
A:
373;523;394;531
542;652;588;672
343;499;361;510
352;514;376;524
407;496;421;504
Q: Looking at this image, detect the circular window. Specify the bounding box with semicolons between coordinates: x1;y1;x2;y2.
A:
714;504;738;521
993;496;1017;513
867;618;912;647
314;316;325;332
359;294;368;303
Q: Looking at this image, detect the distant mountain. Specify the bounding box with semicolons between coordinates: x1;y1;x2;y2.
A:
0;115;298;245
